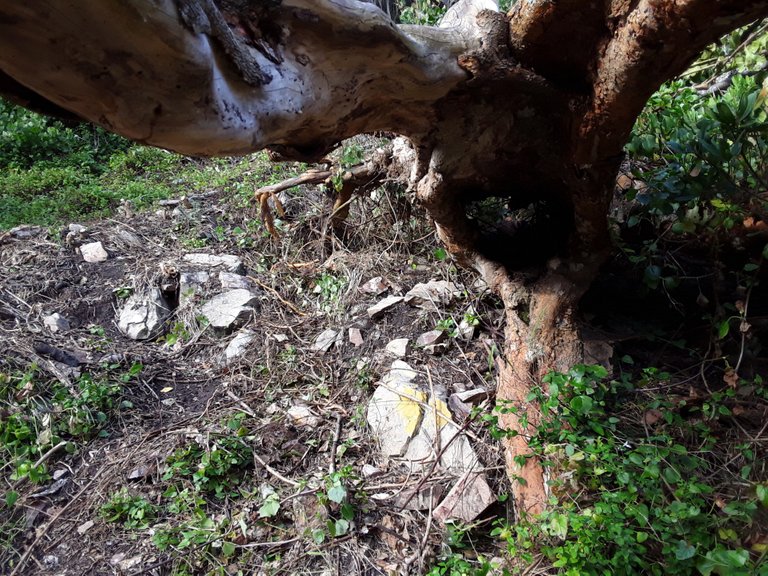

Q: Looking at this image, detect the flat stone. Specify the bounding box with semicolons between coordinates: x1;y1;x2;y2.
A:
404;395;478;475
367;296;404;319
362;464;383;478
219;271;257;291
393;484;443;511
360;276;390;295
404;281;461;309
416;330;447;348
80;241;108;262
312;329;342;352
118;288;171;340
383;360;418;385
201;289;258;331
224;329;256;364
43;313;70;333
9;225;43;239
385;338;409;358
76;520;95;535
68;223;87;234
183;253;244;274
449;388;488;419
367;376;426;457
287;405;321;428
433;472;495;524
348;328;364;347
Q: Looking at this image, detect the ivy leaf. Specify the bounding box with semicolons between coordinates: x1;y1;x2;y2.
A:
258;494;280;518
327;482;347;504
674;539;696;560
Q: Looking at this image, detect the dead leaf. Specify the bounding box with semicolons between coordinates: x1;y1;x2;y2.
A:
643;409;664;426
724;369;739;389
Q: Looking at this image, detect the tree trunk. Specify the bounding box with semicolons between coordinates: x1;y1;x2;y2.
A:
1;0;767;516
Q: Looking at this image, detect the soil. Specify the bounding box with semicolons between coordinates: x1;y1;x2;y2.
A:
1;173;767;575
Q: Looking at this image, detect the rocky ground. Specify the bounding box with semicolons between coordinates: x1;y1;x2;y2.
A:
2;156;767;576
0;177;517;575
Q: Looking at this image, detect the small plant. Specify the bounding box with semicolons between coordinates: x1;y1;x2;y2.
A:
494;365;766;576
101;488;158;529
313;272;347;313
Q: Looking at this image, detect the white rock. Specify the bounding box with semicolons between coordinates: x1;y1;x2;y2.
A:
68;223;87;234
394;484;443;511
182;253;244;274
77;520;95;535
348;328;364;347
312;329;342;352
118;288;170;340
367;376;426;457
43;313;70;333
219;271;257;291
201;289;258;330
80;241;109;263
224;329;256;364
384;360;418;385
385;338;409;358
404;280;461;309
360;276;389;295
367;296;404;319
404;395;478;475
287;405;321;428
362;464;383;478
433;472;495;524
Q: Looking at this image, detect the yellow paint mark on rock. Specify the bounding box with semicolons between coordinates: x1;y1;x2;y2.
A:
396;386;427;437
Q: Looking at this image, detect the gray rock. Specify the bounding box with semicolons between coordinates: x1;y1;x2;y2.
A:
80;241;109;263
404;395;479;475
224;329;256;363
183;253;244;274
393;484;443;511
433;472;495;524
68;223;87;234
360;276;390;295
312;329;342;352
385;338;409;358
118;288;171;340
201;289;258;331
9;225;43;239
43;313;70;333
416;330;447;348
404;280;461;309
367;296;404;319
219;271;257;291
448;388;488;418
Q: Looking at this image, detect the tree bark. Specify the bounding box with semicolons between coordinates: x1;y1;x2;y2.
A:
1;0;767;516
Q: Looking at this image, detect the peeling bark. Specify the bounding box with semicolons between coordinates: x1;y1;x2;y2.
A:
1;0;767;516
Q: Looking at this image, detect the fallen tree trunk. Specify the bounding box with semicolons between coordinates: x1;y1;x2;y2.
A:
1;0;767;515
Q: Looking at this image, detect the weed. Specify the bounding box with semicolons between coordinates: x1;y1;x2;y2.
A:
493;365;767;576
101;488;158;529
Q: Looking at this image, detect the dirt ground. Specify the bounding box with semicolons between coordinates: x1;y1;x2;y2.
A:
1;166;767;576
0;181;516;575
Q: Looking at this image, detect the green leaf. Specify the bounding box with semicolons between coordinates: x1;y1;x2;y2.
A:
570;395;594;415
258;495;280;518
221;541;236;557
327;482;347;504
334;518;350;537
548;513;569;539
756;483;768;507
718;320;730;340
675;540;696;561
697;548;749;575
5;491;19;507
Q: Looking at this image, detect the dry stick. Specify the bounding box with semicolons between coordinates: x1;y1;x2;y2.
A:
253;169;332;197
248;276;307;316
10;469;103;576
253;453;300;487
329;414;342;475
